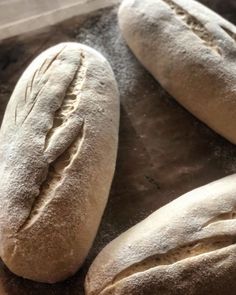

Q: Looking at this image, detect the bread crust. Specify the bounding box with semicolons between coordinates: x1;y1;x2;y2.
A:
118;0;236;144
0;42;119;283
85;174;236;295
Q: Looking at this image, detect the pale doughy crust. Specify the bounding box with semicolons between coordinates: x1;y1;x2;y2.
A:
118;0;236;144
85;174;236;295
0;42;119;283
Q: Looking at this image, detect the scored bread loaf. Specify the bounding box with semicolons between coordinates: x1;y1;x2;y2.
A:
118;0;236;144
0;42;119;283
85;174;236;295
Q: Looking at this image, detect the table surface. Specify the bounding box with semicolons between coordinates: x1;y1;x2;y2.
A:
0;1;236;294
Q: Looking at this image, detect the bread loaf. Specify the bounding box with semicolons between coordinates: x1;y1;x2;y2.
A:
0;42;119;283
85;174;236;295
118;0;236;144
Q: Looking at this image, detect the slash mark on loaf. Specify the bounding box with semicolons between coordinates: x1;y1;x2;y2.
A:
220;25;236;42
44;52;86;148
203;210;236;228
18;122;85;232
163;0;222;55
19;46;66;125
98;236;236;295
17;51;87;232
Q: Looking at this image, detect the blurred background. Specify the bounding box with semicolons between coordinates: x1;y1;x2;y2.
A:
0;0;118;40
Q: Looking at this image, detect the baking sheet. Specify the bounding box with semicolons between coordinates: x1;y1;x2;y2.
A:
0;1;236;294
